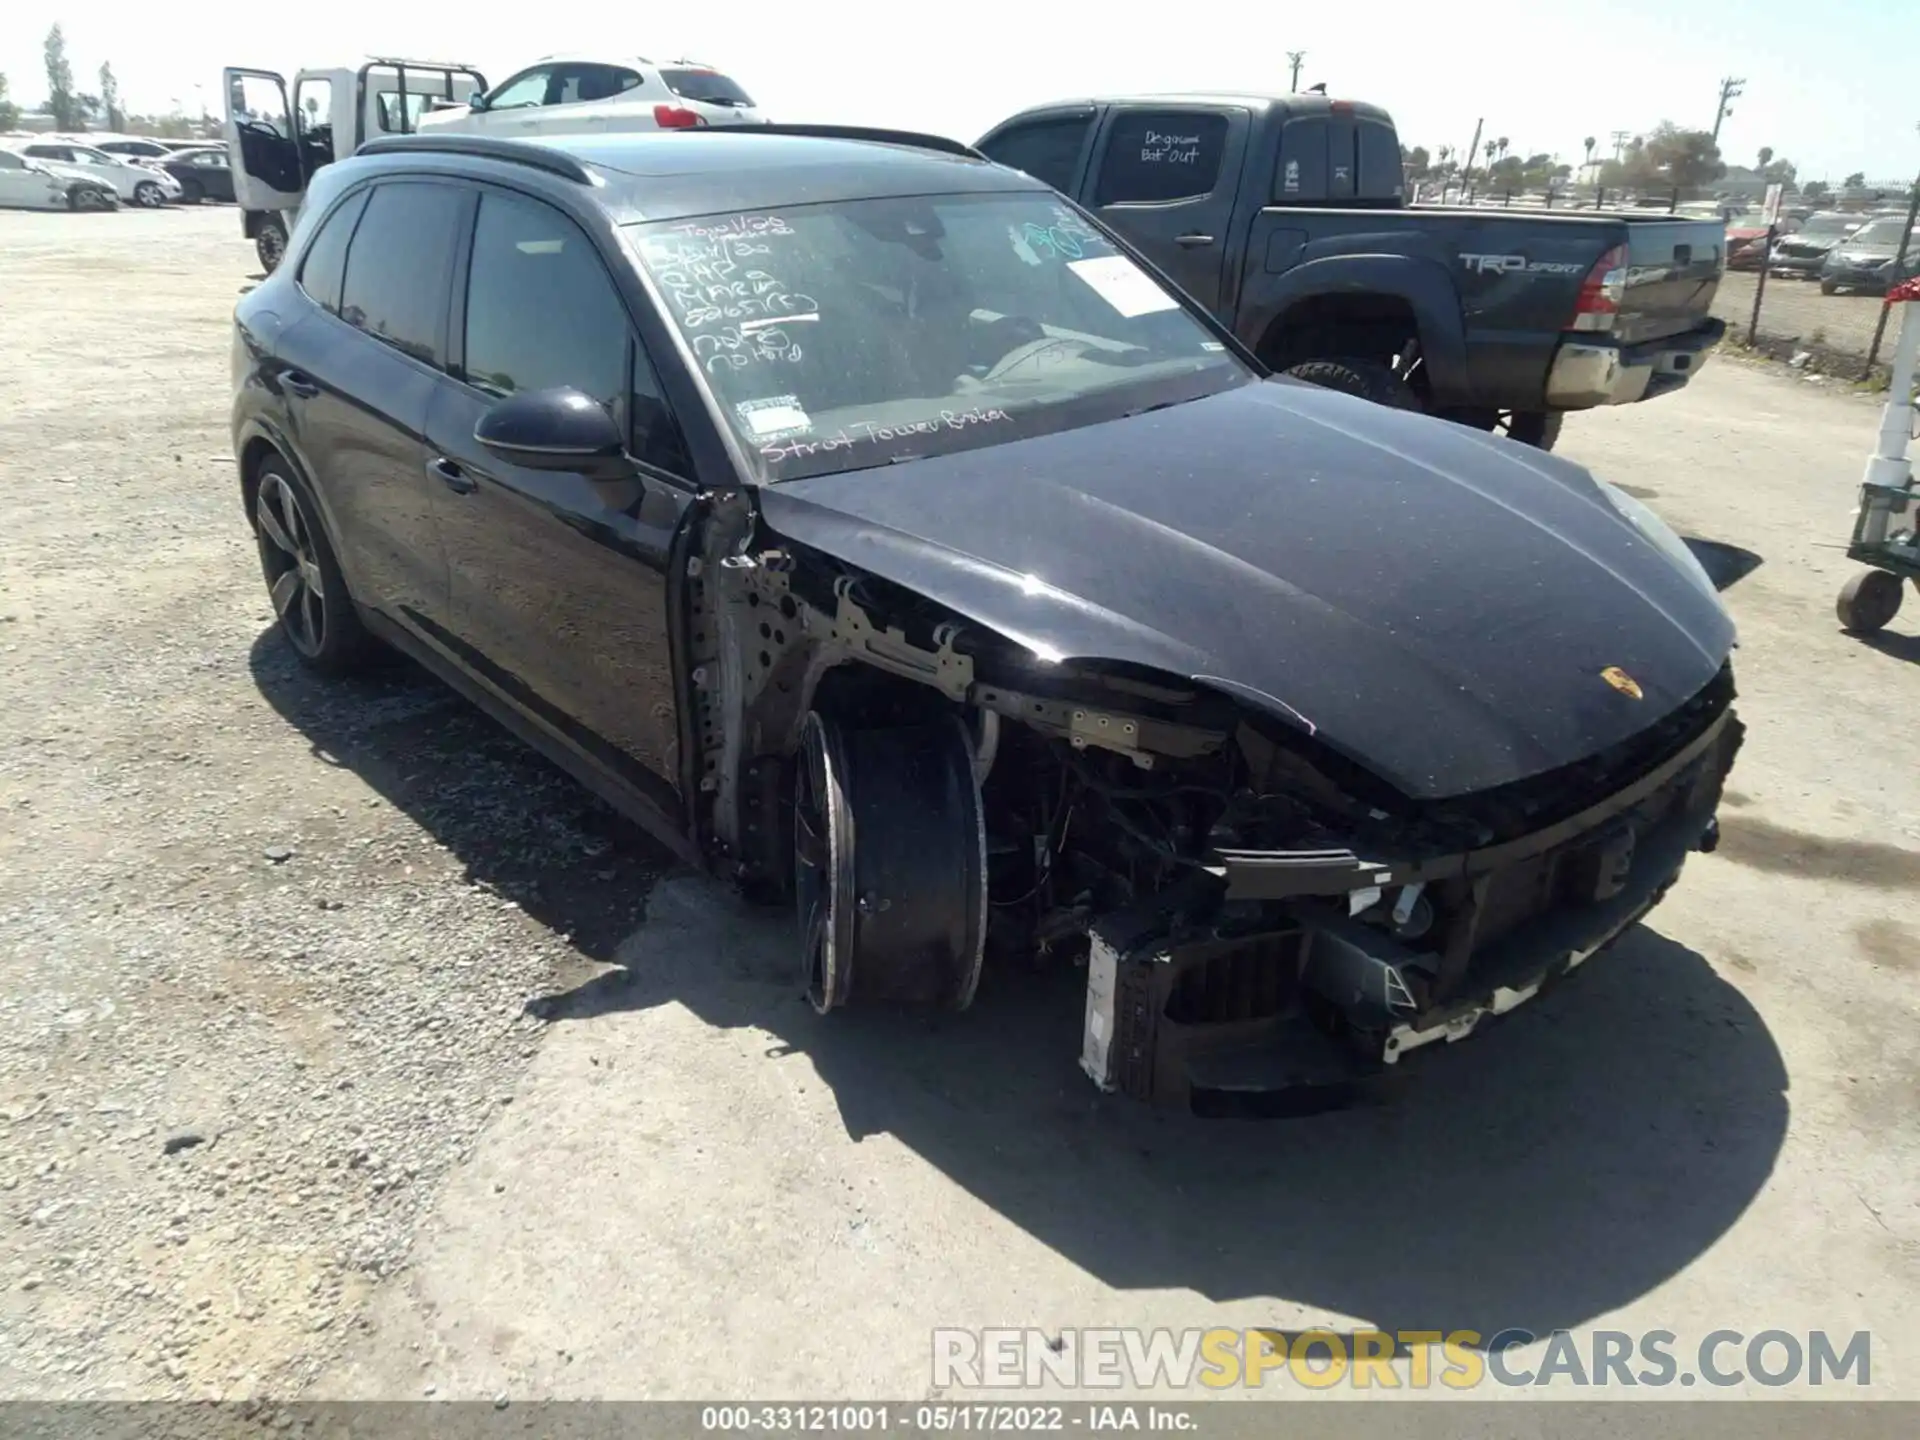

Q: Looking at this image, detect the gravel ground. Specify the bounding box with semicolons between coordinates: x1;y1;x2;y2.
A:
1712;270;1891;361
0;206;674;1400
4;204;1919;1406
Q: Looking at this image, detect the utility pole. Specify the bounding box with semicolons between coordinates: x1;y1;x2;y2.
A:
1461;116;1484;190
1286;52;1306;93
1712;77;1744;146
1610;129;1630;162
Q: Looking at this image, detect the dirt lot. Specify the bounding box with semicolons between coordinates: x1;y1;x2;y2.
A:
3;205;1919;1404
1712;270;1891;361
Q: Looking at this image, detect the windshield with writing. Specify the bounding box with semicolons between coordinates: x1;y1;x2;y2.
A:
627;192;1249;482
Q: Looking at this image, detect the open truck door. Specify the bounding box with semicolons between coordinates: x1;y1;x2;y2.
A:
224;59;486;274
224;67;302;273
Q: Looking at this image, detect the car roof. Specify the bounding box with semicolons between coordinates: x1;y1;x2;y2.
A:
991;92;1392;123
351;129;1041;224
517;52;720;69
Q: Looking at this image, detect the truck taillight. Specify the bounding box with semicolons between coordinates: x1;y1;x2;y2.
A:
1572;243;1627;332
653;104;707;129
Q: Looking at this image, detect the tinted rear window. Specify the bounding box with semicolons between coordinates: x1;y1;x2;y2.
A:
660;68;754;107
1093;112;1229;206
297;188;370;314
981;115;1092;192
1275;117;1328;202
1355;119;1403;202
338;182;465;368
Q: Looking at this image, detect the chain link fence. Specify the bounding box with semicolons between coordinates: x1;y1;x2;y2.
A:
1716;186;1920;380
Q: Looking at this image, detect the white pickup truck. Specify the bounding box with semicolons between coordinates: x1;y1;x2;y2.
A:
223;57;487;272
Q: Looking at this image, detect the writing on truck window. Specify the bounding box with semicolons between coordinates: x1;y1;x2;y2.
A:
1140;130;1202;165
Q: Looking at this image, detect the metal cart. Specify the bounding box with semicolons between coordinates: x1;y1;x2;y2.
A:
1838;275;1920;634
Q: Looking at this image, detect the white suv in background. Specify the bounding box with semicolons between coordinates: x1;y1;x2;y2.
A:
19;140;183;206
416;54;765;135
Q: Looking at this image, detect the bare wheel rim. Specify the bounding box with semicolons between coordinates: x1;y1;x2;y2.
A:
793;714;847;1013
256;473;326;658
794;723;830;1010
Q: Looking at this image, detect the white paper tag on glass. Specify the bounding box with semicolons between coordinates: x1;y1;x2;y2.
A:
736;396;811;440
1067;256;1179;318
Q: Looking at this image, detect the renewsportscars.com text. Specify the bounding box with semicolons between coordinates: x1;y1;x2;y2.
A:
932;1327;1873;1390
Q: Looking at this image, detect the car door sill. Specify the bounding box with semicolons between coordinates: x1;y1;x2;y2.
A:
358;607;702;868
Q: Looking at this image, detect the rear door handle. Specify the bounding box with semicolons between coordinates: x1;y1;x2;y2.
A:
427;456;478;495
1174;233;1215;247
280;370;319;399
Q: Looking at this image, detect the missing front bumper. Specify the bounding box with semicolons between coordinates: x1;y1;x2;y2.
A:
1079;710;1742;1113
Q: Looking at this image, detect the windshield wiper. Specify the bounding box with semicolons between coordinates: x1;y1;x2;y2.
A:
1120;398;1190;420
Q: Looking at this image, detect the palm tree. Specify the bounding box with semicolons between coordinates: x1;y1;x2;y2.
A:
1483;139;1497;166
1495;137;1509;161
1583;136;1596;165
1757;145;1773;171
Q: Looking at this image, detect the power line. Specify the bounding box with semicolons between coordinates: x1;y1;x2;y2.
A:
1286;52;1306;93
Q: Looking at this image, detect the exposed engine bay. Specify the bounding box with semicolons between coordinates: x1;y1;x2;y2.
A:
684;497;1744;1115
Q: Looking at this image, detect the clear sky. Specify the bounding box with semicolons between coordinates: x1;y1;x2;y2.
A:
2;2;1910;183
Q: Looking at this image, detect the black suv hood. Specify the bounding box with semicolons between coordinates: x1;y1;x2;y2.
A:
757;379;1735;800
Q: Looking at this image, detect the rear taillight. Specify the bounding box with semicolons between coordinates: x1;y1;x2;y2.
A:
653;104;707;129
1571;243;1627;332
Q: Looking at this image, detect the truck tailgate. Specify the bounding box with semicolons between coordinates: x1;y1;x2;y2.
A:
1614;218;1725;346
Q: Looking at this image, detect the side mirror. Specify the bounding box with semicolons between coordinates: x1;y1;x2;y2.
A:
468;94;489;113
474;387;632;479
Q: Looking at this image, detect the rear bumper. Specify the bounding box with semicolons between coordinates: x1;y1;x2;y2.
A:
1544;317;1726;409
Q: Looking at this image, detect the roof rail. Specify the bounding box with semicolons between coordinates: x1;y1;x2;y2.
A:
708;123;986;161
354;133;596;183
365;56;481;71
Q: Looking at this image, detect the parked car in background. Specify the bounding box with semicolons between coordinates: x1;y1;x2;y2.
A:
84;135;181;162
1724;224;1771;271
415;53;765;136
158;145;237;203
1820;213;1920;295
19;140;181;206
976;93;1728;451
0;147;88;209
1769;211;1871;279
0;145;122;210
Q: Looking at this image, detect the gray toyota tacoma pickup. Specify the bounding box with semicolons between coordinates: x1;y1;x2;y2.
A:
978;93;1728;449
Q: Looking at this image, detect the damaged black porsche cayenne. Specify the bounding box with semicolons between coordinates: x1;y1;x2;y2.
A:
230;126;1743;1114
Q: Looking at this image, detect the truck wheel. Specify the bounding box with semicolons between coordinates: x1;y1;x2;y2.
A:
1442;408;1564;452
1281;358;1422;411
255;215;288;274
1504;412;1564;451
1819;280;1839;296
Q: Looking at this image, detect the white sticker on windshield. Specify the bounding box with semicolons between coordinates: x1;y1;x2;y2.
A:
1067;255;1180;318
736;396;811;440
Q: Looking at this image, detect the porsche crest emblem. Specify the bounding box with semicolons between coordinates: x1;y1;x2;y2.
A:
1600;666;1644;700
